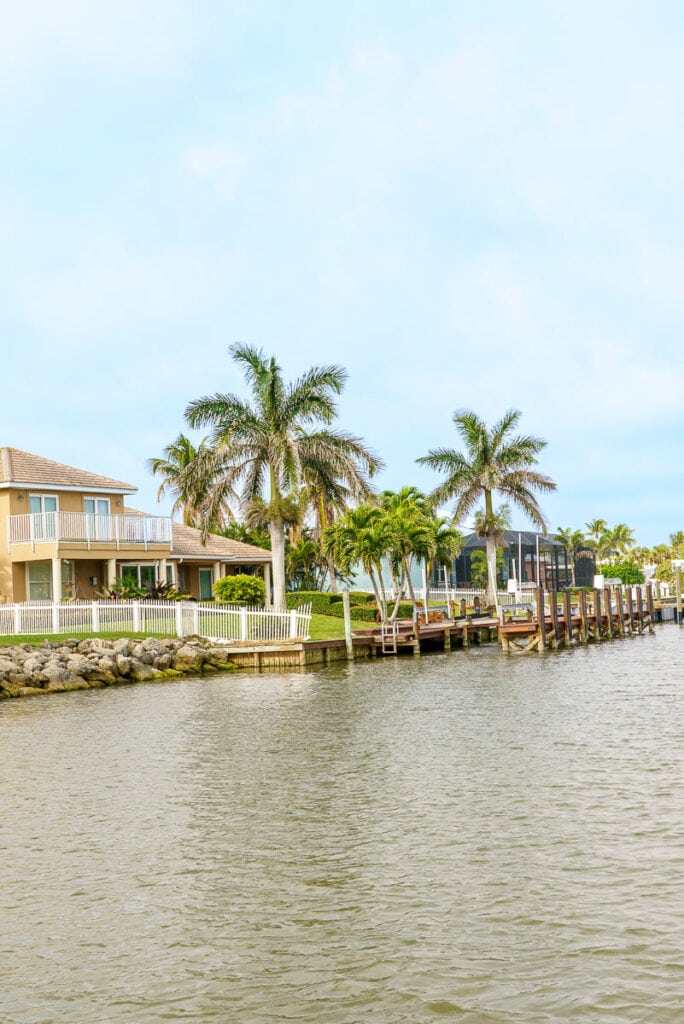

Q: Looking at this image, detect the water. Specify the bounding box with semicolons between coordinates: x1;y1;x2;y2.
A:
1;629;683;1023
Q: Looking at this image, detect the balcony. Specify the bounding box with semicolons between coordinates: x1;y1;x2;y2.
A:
8;512;173;552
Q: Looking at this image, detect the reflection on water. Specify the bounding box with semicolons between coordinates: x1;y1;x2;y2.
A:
1;630;683;1023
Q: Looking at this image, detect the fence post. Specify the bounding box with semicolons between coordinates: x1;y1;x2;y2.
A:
240;607;248;642
92;601;99;633
13;604;21;635
52;602;59;635
289;608;298;639
193;605;200;636
133;601;141;633
176;603;184;638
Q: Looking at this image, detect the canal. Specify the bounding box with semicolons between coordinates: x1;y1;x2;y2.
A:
1;628;683;1023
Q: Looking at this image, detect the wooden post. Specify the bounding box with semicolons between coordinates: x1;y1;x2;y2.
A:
625;586;635;635
676;569;683;628
578;589;588;644
563;589;573;645
342;590;354;660
615;585;625;637
604;586;614;639
462;621;469;649
535;588;546;650
635;586;644;634
646;583;655;633
593;588;602;641
549;590;559;648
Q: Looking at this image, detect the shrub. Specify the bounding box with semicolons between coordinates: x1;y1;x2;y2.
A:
601;561;645;585
327;603;379;622
348;591;376;604
286;591;340;613
213;574;266;605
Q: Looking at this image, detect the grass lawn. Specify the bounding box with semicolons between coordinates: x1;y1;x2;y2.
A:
307;614;375;641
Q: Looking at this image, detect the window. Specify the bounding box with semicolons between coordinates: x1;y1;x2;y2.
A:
29;494;57;540
166;563;175;586
84;497;111;540
120;564;158;590
27;561;51;601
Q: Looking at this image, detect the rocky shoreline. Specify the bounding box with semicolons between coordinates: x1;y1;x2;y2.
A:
0;636;239;699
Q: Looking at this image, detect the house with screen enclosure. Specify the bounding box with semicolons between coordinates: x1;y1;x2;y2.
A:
433;530;595;592
0;448;272;603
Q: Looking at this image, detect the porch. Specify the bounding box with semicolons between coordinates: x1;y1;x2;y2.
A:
7;511;172;552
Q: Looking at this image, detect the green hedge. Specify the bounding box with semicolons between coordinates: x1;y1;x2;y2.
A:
286;590;416;622
286;591;341;614
327;603;378;622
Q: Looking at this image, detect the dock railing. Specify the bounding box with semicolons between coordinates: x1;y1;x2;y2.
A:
0;600;313;643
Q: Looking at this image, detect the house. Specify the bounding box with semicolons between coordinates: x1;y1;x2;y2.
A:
0;448;272;603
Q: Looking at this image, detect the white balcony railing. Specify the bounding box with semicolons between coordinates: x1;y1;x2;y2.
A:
8;512;173;551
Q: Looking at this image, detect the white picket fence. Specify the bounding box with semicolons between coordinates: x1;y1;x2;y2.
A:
0;600;313;643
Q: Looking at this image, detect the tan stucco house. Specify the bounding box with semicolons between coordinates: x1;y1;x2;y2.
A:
0;448;272;603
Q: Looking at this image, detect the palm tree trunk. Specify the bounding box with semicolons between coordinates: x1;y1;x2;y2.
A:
368;565;387;621
269;520;287;609
327;553;338;593
485;531;499;613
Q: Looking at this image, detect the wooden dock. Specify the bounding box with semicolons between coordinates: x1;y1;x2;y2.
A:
499;584;655;653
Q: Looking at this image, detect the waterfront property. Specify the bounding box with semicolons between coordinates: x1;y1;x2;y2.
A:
0;448;272;603
440;529;596;591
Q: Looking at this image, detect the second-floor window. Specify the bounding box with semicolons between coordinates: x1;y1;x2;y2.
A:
84;498;111;540
29;494;57;539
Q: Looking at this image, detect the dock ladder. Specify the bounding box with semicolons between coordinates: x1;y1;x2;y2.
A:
380;620;398;654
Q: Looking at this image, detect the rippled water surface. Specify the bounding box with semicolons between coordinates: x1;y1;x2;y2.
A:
2;629;684;1023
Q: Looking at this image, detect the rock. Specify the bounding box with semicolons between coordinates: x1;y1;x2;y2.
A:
66;655;97;677
113;638;133;656
43;663;71;684
129;661;163;682
172;645;205;672
115;655;132;676
97;655;117;676
0;656;20;676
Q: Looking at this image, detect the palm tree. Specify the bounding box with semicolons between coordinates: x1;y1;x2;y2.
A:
186;345;379;609
147;434;233;530
323;504;393;619
423;516;463;607
555;527;589;587
609;523;635;559
418;409;556;611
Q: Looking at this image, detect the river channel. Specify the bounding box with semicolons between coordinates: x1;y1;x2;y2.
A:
1;628;683;1023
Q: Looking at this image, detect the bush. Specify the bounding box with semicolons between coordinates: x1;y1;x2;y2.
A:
286;591;341;613
601;561;645;585
348;591;376;604
213;574;266;605
327;603;379;622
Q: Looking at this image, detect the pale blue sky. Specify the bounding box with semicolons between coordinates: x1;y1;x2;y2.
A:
2;1;683;545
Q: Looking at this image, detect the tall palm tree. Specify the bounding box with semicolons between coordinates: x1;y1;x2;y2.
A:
186;345;379;609
147;434;232;530
418;409;556;611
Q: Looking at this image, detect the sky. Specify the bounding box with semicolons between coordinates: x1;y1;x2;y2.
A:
2;0;683;547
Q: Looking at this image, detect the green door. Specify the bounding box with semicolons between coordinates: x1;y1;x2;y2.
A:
199;569;213;601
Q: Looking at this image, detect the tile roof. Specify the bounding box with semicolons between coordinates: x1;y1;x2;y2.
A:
0;448;136;492
171;522;272;562
124;508;271;562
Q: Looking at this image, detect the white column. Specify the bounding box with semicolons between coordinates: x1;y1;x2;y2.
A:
264;563;272;606
159;558;167;585
213;561;222;585
107;558;117;587
51;557;62;602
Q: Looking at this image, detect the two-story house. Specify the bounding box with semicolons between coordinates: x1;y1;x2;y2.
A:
0;448;272;603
